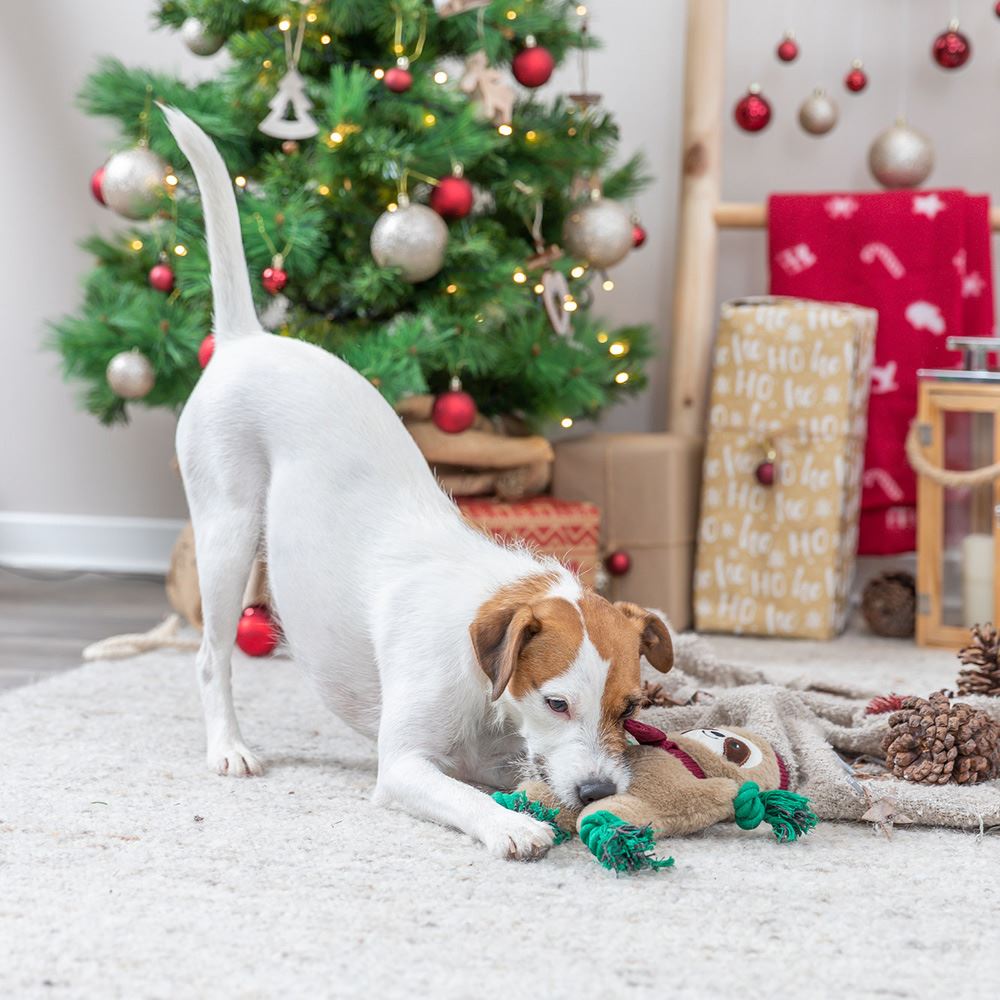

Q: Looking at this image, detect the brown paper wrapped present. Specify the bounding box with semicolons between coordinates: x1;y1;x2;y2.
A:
693;297;877;639
553;433;702;630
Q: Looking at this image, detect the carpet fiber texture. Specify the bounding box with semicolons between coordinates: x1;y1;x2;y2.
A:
2;638;998;999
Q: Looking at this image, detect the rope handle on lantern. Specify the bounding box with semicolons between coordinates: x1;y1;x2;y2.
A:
905;421;1000;488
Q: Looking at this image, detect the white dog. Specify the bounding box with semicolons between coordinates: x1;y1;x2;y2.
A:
163;108;673;860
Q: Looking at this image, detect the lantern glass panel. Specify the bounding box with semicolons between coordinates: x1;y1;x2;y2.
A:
940;410;995;628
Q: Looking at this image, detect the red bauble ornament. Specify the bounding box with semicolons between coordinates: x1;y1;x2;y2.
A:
995;1;1000;18
605;549;631;577
90;165;106;205
512;37;555;88
236;605;279;657
198;333;215;368
431;377;477;434
430;175;474;220
776;34;798;63
844;62;868;93
148;262;175;293
631;222;647;249
754;460;775;487
262;264;288;295
384;61;413;93
932;22;971;69
734;85;771;133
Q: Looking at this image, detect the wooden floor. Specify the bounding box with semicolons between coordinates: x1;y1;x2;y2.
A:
0;567;170;692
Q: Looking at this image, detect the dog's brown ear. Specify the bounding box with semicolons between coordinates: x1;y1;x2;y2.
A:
469;604;540;700
614;602;674;674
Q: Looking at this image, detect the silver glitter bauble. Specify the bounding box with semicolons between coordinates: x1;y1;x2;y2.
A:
101;146;168;220
562;196;632;269
798;88;838;136
180;17;225;57
106;349;155;400
370;197;448;282
868;120;935;189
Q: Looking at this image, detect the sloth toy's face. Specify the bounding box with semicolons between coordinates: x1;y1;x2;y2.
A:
681;727;764;769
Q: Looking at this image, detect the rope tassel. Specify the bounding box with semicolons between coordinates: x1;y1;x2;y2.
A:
578;811;675;874
492;791;573;845
733;781;819;842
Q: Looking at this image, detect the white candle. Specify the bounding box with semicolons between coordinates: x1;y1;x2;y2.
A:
962;533;995;627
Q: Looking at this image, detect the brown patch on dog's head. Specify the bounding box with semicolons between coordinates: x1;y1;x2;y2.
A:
579;594;674;744
469;573;584;700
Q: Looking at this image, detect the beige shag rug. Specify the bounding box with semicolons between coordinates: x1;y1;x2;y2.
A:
2;632;999;999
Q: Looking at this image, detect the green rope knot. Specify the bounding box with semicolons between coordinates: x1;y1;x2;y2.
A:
733;781;819;842
578;811;675;875
492;790;573;845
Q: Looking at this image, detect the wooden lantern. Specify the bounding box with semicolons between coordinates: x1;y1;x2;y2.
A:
912;338;1000;647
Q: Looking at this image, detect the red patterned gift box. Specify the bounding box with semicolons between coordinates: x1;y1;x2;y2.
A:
456;497;601;586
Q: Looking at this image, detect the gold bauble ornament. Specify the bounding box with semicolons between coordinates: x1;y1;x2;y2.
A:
106;349;155;400
868;120;934;189
562;194;633;269
101;146;168;220
798;88;838;136
370;195;448;283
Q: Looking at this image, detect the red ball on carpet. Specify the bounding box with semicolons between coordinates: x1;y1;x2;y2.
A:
932;26;971;69
605;549;631;577
262;265;288;295
430;176;474;220
90;165;106;206
632;223;647;249
754;460;775;487
733;87;771;132
148;262;175;293
512;43;555;88
383;66;413;92
198;333;215;368
236;605;279;657
432;385;477;434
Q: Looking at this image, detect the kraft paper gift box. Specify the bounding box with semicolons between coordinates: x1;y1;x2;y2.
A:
553;433;702;630
693;297;877;640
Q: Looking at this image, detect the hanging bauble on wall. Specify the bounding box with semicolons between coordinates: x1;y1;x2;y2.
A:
632;220;647;248
384;57;414;93
180;17;225;57
512;35;555;88
932;20;971;69
798;88;838;136
432;376;477;434
90;165;106;205
605;549;631;577
101;146;168;220
370;194;448;282
106;349;155;400
868;120;934;189
563;194;633;270
430;172;474;220
775;32;798;63
733;84;771;133
844;60;868;93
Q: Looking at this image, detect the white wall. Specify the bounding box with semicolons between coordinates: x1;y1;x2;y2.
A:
3;0;999;530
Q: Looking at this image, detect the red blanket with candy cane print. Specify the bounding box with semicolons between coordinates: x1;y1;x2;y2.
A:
768;190;994;554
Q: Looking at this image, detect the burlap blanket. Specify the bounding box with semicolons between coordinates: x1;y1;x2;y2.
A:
642;633;1000;831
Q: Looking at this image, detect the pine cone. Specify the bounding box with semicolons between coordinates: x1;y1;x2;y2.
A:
881;691;1000;785
956;623;1000;698
861;570;916;638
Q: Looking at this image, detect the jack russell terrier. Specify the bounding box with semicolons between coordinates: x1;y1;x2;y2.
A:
162;108;673;860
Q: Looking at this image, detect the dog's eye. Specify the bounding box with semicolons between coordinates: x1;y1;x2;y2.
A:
620;701;638;719
545;697;569;715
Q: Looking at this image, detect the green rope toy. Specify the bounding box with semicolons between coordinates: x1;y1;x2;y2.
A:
578;812;675;874
492;790;573;846
732;781;819;842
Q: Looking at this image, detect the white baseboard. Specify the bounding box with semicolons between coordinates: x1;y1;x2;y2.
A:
0;512;185;575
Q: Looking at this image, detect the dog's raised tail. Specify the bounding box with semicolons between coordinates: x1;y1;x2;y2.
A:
159;105;262;340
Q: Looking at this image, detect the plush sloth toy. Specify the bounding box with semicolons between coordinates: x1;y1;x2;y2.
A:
495;718;818;874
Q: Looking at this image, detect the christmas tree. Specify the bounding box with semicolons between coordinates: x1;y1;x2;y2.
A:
55;0;651;429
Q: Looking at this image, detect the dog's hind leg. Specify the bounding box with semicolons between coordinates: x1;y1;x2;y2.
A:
191;507;264;777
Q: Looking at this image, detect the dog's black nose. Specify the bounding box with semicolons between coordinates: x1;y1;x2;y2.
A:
577;779;617;805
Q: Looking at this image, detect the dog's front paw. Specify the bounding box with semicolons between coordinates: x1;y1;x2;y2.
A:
207;741;264;778
482;811;555;861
